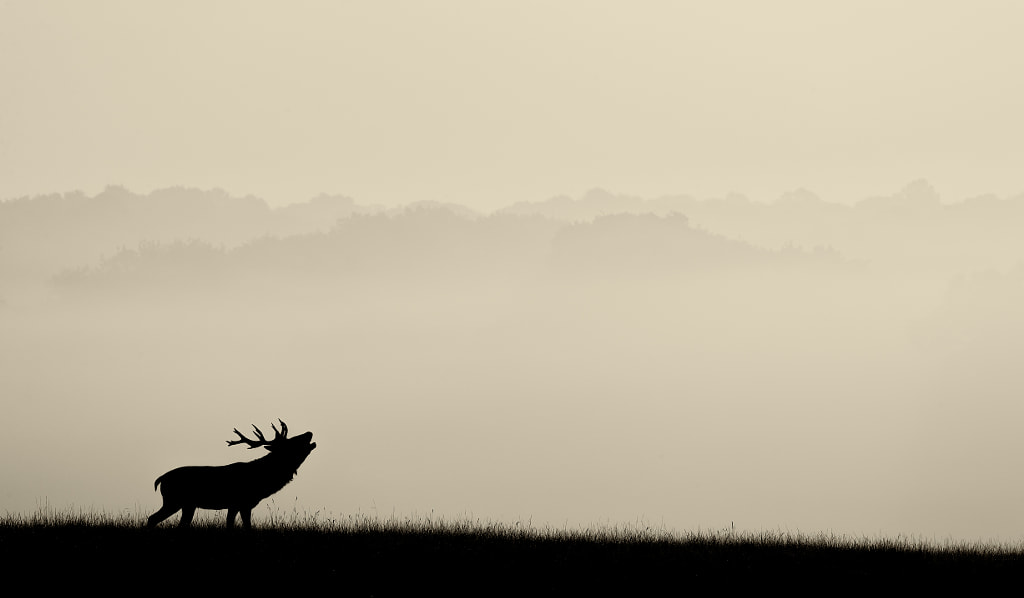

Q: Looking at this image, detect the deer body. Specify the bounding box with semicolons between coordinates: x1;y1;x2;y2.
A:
148;421;316;529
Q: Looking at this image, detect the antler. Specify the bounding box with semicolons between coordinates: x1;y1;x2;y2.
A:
227;419;289;449
227;424;271;449
272;419;288;440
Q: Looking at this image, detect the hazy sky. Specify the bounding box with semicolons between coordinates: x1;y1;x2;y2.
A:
7;4;1024;540
3;1;1024;208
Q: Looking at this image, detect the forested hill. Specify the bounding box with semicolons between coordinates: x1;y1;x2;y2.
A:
6;181;1024;301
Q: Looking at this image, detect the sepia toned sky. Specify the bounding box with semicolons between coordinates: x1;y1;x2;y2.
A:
8;2;1024;543
2;1;1024;209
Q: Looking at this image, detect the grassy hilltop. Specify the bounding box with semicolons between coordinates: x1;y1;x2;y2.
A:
2;510;1022;592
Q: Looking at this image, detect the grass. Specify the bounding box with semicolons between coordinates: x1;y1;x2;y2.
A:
3;505;1023;592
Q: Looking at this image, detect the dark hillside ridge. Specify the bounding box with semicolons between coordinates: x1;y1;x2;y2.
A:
2;522;1021;592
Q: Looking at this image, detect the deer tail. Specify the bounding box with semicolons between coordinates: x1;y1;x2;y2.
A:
154;474;164;492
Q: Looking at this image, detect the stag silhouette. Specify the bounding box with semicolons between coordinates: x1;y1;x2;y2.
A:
147;420;316;529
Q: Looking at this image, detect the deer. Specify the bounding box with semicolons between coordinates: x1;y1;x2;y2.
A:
147;419;316;529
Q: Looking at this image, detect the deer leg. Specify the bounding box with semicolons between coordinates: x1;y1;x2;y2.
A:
226;509;238;528
241;509;252;530
147;504;180;529
179;506;196;528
